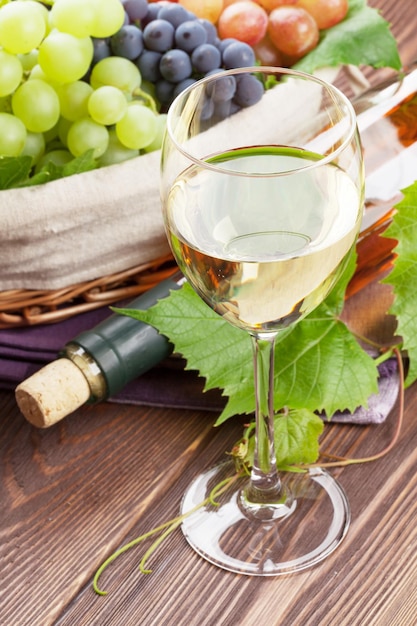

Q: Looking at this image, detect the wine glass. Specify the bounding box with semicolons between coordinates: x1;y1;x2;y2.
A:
160;67;364;575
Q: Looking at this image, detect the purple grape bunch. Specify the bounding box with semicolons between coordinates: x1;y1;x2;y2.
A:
91;0;264;117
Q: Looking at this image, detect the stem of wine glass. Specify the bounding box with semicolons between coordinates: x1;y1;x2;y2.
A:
245;333;283;506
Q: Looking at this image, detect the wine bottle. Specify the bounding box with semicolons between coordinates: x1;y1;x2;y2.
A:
347;63;417;295
15;271;184;428
357;63;417;223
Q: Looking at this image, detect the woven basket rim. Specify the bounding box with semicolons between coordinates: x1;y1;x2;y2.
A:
0;253;177;328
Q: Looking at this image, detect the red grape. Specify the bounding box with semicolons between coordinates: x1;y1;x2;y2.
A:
252;34;284;66
218;1;268;47
267;6;319;59
256;0;297;11
178;0;223;24
296;0;348;30
222;0;245;6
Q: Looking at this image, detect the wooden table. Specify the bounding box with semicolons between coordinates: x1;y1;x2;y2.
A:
1;2;417;624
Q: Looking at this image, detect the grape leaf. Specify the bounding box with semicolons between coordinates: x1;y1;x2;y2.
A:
271;307;379;417
117;281;253;403
0;155;32;189
382;182;417;385
242;409;324;470
295;0;401;74
116;250;379;426
276;409;324;468
0;150;97;191
60;149;98;177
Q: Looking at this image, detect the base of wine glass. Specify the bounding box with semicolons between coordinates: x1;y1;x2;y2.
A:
180;461;350;576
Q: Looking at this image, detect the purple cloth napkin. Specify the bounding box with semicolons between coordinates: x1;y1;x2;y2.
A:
0;304;225;411
0;304;399;424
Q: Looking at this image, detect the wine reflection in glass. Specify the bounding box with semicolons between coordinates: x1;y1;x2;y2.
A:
160;67;364;575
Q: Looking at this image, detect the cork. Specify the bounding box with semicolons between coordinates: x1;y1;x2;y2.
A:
15;359;91;428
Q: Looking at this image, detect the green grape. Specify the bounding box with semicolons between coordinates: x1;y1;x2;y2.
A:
38;31;94;84
0;96;11;112
12;79;60;133
0;0;47;54
67;117;109;158
35;149;73;173
116;104;158;150
0;50;23;97
89;0;125;38
99;129;139;167
50;0;96;38
18;49;39;73
43;119;60;144
87;86;128;126
140;80;157;103
143;113;167;153
57;80;93;121
0;112;27;156
21;131;45;165
90;57;141;95
45;140;67;152
29;64;61;90
58;117;71;146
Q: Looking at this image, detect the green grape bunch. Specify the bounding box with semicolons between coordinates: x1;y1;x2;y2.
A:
0;0;165;174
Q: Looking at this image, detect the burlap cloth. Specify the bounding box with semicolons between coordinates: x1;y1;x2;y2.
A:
0;150;170;290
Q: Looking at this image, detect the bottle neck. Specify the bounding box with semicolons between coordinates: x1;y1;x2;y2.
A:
64;343;108;402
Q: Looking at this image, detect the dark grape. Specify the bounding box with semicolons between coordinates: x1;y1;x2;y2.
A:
160;49;193;83
213;98;240;120
175;20;207;52
92;38;111;65
197;18;218;45
206;70;237;102
143;19;175;52
191;43;221;74
222;41;256;69
122;0;148;22
157;4;194;28
172;77;197;99
110;25;144;60
136;49;162;82
141;3;161;27
233;74;264;107
216;37;238;54
155;78;175;106
200;95;215;121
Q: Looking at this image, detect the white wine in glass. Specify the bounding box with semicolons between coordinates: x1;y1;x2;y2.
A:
161;67;365;575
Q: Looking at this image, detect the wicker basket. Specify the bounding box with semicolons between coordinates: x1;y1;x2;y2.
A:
0;253;178;328
0;148;180;328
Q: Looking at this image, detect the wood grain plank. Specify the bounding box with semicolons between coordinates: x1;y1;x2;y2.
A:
1;385;408;626
0;393;240;626
47;383;415;626
2;1;417;625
